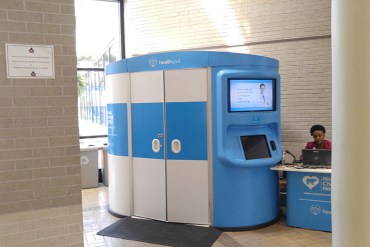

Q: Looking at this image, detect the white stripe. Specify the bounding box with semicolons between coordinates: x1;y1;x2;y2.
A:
106;73;130;104
133;157;166;221
298;198;331;203
108;154;132;216
164;68;208;102
167;159;209;224
130;71;164;103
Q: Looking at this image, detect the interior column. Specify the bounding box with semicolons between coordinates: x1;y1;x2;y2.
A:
331;0;370;246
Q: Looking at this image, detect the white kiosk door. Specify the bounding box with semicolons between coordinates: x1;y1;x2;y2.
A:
131;71;166;221
165;69;209;224
131;68;209;224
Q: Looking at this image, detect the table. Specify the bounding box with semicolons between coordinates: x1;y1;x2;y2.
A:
271;165;332;232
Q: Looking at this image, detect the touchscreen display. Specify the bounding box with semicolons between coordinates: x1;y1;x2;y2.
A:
240;135;271;160
229;79;275;112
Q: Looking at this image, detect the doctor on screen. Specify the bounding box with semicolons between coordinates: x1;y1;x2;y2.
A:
259;83;271;106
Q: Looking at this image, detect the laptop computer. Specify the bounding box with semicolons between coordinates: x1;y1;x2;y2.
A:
302;149;331;167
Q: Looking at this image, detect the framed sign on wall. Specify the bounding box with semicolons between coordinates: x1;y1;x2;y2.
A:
5;43;55;79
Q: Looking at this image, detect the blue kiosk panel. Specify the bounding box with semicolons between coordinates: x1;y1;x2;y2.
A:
211;65;282;229
165;102;207;161
131;102;165;159
107;103;129;156
286;172;332;232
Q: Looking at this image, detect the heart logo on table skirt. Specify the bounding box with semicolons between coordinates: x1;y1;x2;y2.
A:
302;176;319;190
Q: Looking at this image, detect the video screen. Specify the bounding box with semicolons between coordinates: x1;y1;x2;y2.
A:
240;135;271;160
228;79;275;112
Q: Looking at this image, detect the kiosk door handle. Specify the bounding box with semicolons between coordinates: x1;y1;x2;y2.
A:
171;139;181;154
152;139;161;153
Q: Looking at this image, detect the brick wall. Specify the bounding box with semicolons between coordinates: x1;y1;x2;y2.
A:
0;1;83;246
126;0;332;158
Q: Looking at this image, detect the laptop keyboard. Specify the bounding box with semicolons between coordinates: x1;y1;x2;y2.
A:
302;165;331;169
292;162;331;169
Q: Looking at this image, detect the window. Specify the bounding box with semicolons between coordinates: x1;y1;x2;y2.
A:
75;0;122;137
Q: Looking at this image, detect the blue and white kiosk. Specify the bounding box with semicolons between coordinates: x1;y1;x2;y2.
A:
106;51;282;229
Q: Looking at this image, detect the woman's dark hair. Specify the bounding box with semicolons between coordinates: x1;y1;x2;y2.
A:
310;124;326;135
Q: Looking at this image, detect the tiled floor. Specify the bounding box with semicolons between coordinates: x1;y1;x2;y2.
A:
82;185;332;247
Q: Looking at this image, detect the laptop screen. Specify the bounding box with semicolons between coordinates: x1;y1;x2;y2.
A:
302;149;331;166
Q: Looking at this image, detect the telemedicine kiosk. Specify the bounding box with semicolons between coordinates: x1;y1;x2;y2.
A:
106;51;282;229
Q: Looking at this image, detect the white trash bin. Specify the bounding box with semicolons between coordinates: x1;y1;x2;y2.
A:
80;143;99;189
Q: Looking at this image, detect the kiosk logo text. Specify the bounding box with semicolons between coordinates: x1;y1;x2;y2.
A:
148;57;181;67
148;57;158;67
322;176;331;192
310;204;321;215
302;176;319;190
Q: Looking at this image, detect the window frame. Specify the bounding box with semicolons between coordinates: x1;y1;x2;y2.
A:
76;0;125;138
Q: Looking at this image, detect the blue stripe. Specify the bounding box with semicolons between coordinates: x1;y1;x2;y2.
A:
127;52;209;72
132;103;165;159
107;103;128;156
166;102;207;160
104;51;279;73
105;59;128;75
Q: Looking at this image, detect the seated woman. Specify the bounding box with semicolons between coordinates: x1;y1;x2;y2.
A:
298;124;332;162
305;124;332;150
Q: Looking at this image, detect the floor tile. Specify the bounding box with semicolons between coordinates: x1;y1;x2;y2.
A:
82;186;332;247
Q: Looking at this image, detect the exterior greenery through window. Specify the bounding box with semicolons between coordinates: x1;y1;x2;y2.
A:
75;0;121;137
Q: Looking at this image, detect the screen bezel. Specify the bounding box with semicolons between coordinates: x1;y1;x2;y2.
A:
228;78;276;112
